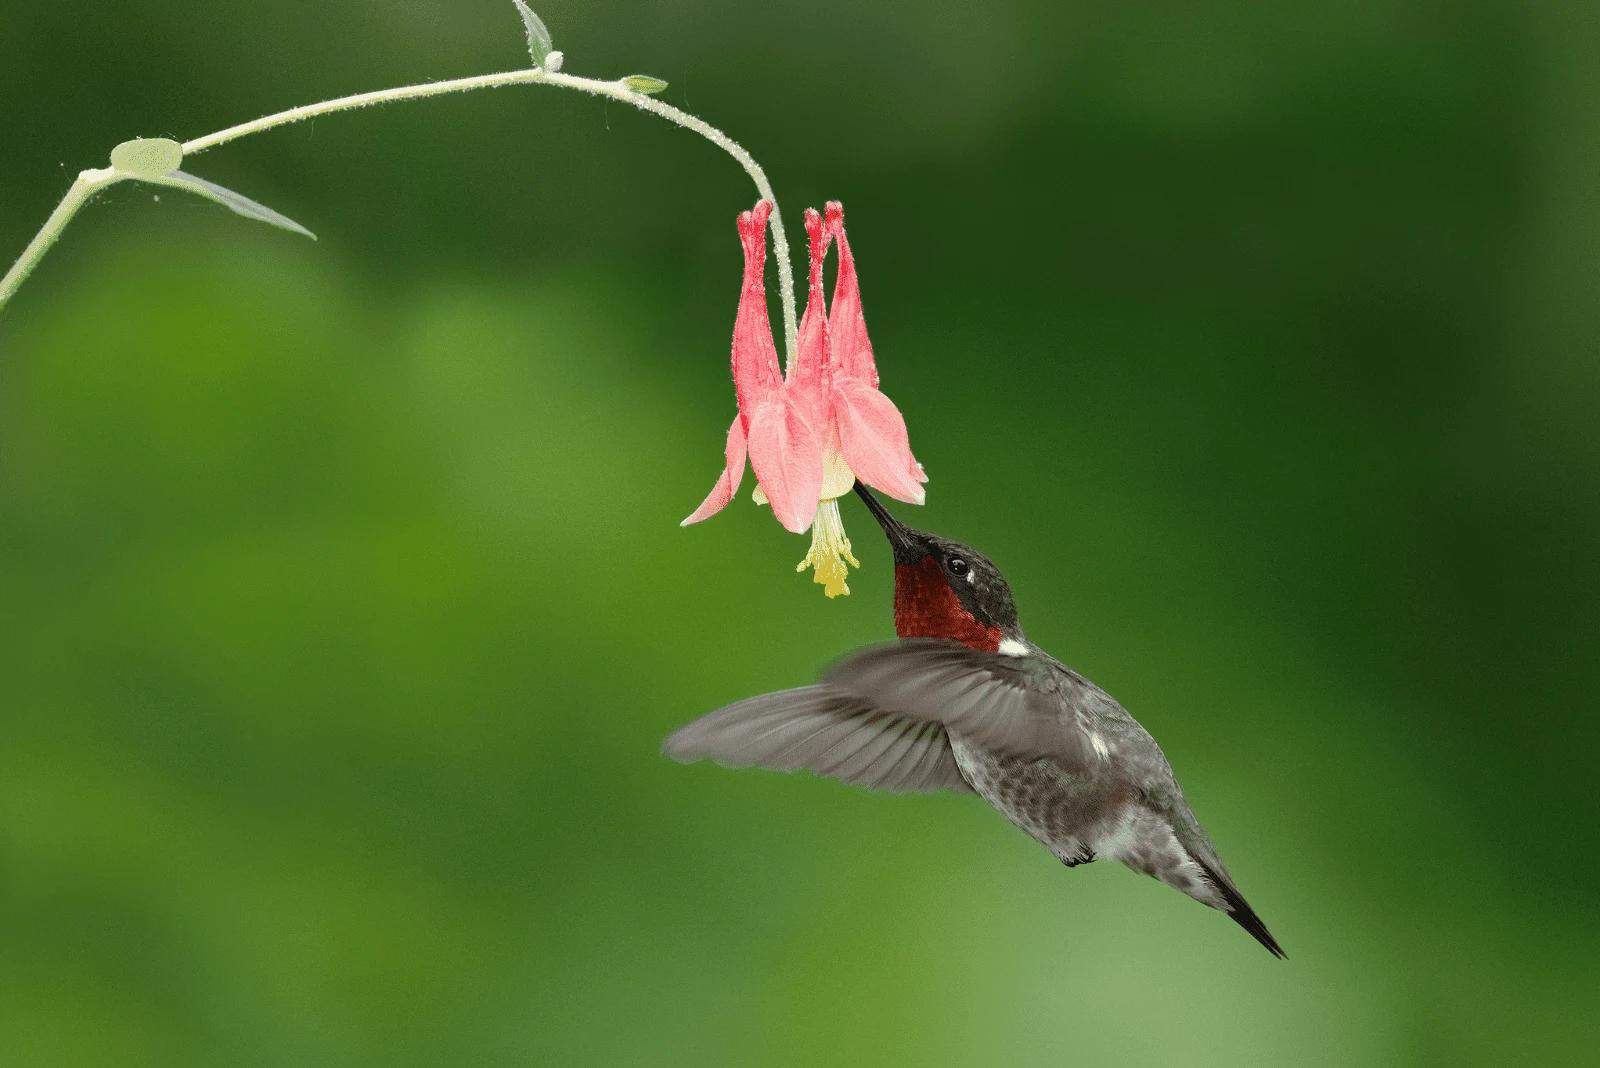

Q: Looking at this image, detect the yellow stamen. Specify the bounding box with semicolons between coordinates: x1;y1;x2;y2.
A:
796;497;861;597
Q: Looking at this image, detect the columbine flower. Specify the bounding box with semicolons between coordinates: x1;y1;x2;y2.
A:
683;199;926;596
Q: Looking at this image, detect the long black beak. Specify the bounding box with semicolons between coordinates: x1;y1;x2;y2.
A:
853;484;923;563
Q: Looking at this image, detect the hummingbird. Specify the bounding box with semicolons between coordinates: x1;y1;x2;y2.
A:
664;484;1285;958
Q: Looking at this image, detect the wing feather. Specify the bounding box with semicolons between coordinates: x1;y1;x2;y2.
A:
664;638;1096;793
821;639;1092;766
663;685;972;793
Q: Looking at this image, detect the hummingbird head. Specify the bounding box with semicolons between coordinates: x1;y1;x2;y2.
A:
853;484;1023;653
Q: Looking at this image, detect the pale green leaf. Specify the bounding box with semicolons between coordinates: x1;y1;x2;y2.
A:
513;0;554;66
148;171;317;241
622;75;669;96
109;138;184;179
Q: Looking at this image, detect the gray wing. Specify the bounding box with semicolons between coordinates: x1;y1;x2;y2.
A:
663;684;972;793
821;639;1096;767
664;638;1097;792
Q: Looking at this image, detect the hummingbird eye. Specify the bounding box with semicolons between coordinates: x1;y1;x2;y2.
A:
946;556;969;577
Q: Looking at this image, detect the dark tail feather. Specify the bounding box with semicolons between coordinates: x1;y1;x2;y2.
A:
1224;898;1286;959
1192;855;1287;959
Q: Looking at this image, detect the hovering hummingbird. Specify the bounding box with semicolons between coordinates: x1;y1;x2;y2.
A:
664;485;1285;958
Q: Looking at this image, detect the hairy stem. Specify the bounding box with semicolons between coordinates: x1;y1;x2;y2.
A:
4;68;799;355
0;168;124;314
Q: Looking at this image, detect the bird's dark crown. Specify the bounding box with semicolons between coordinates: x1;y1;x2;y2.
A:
852;485;1022;650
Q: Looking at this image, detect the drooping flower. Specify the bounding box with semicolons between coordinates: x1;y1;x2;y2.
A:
683;199;925;596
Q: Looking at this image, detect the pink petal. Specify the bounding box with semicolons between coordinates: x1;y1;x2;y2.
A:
786;207;834;431
681;414;747;526
746;395;824;533
823;201;879;387
731;201;783;418
833;379;925;505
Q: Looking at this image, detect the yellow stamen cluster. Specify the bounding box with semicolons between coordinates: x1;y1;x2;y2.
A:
797;498;861;597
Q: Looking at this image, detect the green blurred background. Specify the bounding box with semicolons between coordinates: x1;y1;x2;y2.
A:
2;1;1597;1063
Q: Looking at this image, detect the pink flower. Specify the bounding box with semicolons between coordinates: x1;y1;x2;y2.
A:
683;199;926;596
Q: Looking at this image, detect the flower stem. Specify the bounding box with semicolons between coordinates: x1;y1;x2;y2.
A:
3;67;800;355
0;168;124;315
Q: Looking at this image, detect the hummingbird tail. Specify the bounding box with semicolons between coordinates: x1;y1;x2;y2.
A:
1192;854;1286;959
1224;898;1286;960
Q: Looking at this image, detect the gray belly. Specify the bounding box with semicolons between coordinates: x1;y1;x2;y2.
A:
953;738;1227;907
950;738;1124;866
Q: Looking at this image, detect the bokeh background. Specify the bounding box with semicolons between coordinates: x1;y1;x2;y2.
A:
3;1;1597;1063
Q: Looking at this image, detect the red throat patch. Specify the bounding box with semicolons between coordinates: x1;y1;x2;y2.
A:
893;555;1002;652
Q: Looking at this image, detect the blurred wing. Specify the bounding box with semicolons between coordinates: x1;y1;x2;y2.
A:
821;639;1093;766
663;685;972;793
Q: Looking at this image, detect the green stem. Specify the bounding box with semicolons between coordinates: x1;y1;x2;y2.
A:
2;68;799;355
0;168;124;316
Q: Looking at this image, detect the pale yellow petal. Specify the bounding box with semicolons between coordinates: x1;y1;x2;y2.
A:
819;449;856;500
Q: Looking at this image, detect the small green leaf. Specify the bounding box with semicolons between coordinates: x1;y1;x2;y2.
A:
147;171;316;241
109;138;184;179
622;75;669;96
512;0;554;66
